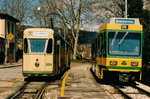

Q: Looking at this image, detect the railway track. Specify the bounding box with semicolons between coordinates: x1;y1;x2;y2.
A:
112;82;150;99
7;81;49;99
6;71;65;99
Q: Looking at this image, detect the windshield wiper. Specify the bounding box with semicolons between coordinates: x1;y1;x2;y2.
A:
118;31;129;45
111;31;118;47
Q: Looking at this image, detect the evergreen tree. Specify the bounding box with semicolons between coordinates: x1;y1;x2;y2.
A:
128;0;143;18
128;0;150;41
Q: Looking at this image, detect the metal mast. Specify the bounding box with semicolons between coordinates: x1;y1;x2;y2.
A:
125;0;128;18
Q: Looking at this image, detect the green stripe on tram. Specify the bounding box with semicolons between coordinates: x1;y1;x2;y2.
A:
23;71;53;74
99;65;142;70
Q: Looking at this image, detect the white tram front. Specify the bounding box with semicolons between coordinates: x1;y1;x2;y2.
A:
23;28;71;77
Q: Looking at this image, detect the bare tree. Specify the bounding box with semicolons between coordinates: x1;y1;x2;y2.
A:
144;0;150;10
34;0;125;59
36;0;97;59
1;0;34;36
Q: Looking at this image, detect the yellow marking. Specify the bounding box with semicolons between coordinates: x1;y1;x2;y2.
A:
32;68;40;71
60;70;71;96
104;69;141;72
100;23;143;31
45;89;51;93
98;57;142;67
140;71;142;80
0;76;24;87
98;68;101;79
98;68;104;79
101;68;104;79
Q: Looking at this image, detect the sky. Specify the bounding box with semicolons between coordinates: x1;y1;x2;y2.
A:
1;0;149;32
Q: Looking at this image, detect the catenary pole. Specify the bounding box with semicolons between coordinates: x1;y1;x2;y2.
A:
125;0;127;18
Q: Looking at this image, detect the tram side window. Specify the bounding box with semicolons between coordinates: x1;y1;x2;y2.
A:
103;33;106;56
24;38;28;53
99;34;102;56
47;39;52;53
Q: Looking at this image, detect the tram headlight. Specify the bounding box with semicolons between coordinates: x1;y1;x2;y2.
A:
131;62;138;66
110;61;117;65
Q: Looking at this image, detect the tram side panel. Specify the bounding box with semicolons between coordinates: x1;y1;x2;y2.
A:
54;38;60;75
53;35;71;75
91;33;106;79
54;37;66;75
67;45;71;68
60;40;65;71
59;38;71;71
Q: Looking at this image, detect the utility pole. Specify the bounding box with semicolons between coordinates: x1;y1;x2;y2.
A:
125;0;128;18
50;18;54;29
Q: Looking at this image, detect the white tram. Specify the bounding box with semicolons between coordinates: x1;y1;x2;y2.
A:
23;28;71;77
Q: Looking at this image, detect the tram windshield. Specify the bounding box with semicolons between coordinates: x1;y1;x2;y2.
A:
29;39;46;53
108;32;141;56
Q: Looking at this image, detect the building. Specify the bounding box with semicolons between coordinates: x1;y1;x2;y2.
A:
0;11;19;63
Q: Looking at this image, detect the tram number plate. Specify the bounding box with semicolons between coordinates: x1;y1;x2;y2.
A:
46;63;52;66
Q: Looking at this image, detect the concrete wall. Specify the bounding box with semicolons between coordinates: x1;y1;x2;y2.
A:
0;19;5;38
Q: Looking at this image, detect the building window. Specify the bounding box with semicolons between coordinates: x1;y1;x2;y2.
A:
12;23;14;34
8;21;10;34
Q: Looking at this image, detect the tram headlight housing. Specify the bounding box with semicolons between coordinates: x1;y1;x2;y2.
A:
131;62;138;66
35;58;40;67
35;62;40;67
110;61;117;65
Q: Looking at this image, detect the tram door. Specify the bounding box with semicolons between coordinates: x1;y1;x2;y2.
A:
96;36;99;67
55;40;61;74
99;34;103;65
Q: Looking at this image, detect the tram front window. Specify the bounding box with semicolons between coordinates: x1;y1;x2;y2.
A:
108;32;141;56
29;39;46;53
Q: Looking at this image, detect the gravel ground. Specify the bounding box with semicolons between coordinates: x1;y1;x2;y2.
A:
100;82;150;99
100;84;124;99
1;63;150;99
0;66;25;98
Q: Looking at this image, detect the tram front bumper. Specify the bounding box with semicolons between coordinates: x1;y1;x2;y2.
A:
23;71;54;77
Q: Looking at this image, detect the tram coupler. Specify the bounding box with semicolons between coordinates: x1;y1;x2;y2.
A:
119;71;129;82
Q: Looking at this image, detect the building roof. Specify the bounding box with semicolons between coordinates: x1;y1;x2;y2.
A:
0;11;20;22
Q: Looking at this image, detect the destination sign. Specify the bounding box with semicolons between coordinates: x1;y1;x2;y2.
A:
33;32;48;36
115;19;135;24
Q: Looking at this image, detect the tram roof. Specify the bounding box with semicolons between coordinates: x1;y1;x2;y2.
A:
23;28;71;47
54;30;72;47
100;18;143;31
24;28;54;38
